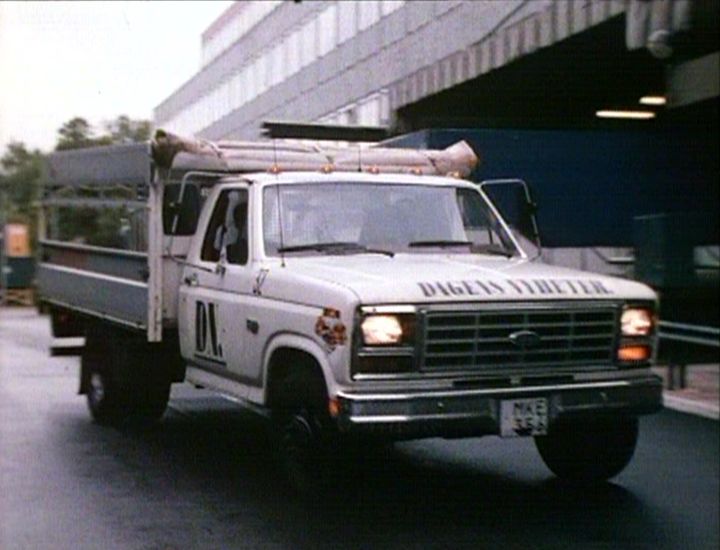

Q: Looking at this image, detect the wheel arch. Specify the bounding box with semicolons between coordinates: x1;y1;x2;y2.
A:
262;334;336;408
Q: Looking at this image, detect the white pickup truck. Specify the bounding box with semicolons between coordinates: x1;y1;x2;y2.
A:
39;132;662;487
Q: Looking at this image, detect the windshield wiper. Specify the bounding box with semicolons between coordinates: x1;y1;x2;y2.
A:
277;242;394;257
408;240;473;248
471;243;515;257
408;240;514;257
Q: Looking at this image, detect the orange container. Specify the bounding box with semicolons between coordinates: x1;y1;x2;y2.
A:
4;224;31;257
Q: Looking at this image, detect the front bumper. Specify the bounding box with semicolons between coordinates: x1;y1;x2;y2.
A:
335;375;663;439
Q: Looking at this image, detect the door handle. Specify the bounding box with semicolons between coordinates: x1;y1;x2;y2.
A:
184;273;199;287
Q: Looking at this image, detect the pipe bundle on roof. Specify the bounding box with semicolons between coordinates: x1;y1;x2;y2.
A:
151;130;479;178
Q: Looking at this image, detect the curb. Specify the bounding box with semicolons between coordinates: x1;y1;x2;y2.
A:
663;392;720;421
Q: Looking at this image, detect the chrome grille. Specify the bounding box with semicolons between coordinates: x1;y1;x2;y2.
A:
421;306;618;371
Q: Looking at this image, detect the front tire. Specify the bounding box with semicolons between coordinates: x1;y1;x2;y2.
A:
534;417;639;482
271;369;336;495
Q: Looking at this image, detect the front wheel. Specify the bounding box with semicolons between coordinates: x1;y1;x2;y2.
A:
534;417;639;482
271;370;338;495
276;406;328;495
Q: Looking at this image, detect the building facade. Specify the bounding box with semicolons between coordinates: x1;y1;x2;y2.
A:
155;1;717;140
155;0;682;139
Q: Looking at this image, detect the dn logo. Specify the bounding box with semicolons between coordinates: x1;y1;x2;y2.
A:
196;301;223;359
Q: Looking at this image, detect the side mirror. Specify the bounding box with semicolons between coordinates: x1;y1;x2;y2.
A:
163;183;201;235
479;179;542;258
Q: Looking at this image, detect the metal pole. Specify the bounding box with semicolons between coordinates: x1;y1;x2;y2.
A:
0;184;7;306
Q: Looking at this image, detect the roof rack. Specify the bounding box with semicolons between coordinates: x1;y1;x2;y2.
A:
151;129;479;178
261;120;389;142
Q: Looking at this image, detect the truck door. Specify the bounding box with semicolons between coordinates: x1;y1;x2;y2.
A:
179;187;255;390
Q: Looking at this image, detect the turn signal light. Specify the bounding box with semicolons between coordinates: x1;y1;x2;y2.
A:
328;397;341;418
618;345;651;362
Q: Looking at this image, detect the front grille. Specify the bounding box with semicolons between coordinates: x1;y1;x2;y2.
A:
421;305;618;372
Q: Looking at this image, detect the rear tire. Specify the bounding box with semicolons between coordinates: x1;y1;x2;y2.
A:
85;358;127;425
82;327;170;426
535;417;639;482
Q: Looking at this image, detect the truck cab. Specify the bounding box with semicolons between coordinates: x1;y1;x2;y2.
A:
175;170;661;485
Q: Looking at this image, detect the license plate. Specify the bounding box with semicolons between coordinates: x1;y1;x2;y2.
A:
500;398;548;438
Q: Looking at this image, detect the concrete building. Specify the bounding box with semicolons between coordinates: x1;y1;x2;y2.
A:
154;0;718;139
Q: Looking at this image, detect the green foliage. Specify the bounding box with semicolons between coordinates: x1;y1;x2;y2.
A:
56;206;132;249
55;115;151;151
105;115;152;144
1;115;153;252
0;143;44;250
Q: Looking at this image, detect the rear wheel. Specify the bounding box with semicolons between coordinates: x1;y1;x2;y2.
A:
83;328;127;425
82;327;170;426
534;417;639;482
85;357;127;425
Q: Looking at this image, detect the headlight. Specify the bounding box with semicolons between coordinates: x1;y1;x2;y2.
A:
361;315;404;345
621;307;654;336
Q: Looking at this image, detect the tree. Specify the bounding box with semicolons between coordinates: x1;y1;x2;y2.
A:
51;115;153;248
0;142;44;251
105;115;152;144
55;117;106;151
55;115;151;150
0;142;43;223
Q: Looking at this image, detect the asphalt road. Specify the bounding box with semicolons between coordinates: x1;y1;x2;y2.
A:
1;308;718;550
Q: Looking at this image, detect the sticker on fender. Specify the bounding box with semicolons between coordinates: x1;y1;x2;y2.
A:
500;398;548;437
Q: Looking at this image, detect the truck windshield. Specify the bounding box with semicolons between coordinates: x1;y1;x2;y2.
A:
262;182;518;257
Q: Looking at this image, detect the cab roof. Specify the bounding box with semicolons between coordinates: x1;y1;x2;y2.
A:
228;170;478;189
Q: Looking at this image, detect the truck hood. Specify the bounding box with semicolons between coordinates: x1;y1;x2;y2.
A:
278;254;656;304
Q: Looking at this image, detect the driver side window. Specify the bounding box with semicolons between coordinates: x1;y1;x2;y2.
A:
200;189;248;264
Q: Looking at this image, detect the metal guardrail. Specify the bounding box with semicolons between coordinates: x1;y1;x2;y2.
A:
658;321;720;390
659;321;720;348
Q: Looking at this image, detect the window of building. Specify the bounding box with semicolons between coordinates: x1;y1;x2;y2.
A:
300;18;317;68
255;54;267;95
318;4;338;57
338;1;357;44
358;96;380;126
197;96;206;127
270;42;284;86
240;66;251;105
230;71;242;108
358;1;381;31
381;0;405;16
212;87;220;122
222;80;232;117
210;87;222;123
379;89;390;125
286;29;301;76
246;60;258;102
201;1;283;67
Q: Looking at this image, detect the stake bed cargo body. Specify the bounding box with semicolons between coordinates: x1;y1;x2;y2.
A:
38;134;663;485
